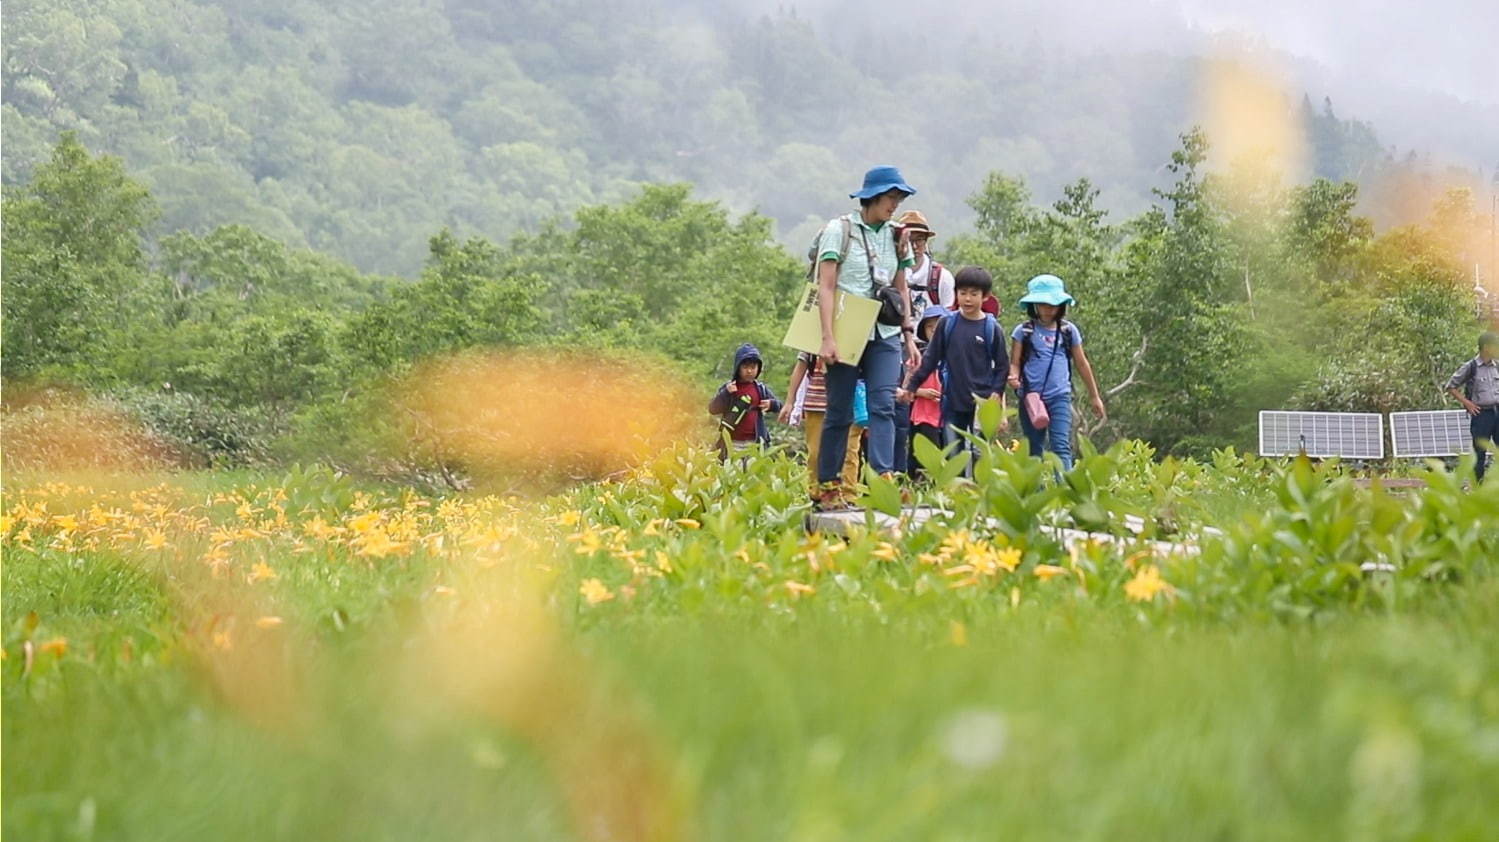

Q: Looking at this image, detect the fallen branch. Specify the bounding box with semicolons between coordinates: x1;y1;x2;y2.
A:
1085;334;1150;436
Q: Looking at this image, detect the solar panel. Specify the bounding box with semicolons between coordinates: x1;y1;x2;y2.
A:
1389;410;1469;458
1258;411;1385;459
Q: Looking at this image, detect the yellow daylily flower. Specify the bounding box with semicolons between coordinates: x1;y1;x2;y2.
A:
1124;564;1173;602
579;578;614;605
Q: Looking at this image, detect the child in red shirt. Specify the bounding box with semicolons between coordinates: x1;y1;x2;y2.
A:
708;343;782;457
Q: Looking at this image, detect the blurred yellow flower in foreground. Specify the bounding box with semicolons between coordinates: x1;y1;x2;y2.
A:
39;638;69;657
579;578;614;604
1033;564;1067;581
248;562;279;583
255;616;284;629
1125;564;1173;602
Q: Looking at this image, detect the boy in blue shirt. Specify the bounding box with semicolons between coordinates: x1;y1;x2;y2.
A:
897;267;1009;447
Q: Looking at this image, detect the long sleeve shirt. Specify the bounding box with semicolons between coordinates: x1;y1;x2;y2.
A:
903;313;1007;413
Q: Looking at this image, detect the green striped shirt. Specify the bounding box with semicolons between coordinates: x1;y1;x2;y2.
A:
818;213;914;341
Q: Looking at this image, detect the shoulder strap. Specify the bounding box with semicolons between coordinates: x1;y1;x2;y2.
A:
940;312;958;346
855;221;879;283
928;261;943;295
838;215;853;264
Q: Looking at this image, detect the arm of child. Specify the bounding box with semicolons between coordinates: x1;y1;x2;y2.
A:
900;320;947;400
1072;343;1106;422
708;383;733;416
780;357;809;423
761;385;783;415
1007;339;1025;390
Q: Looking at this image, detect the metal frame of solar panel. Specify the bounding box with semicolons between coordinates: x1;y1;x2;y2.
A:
1389;410;1468;458
1258;410;1385;459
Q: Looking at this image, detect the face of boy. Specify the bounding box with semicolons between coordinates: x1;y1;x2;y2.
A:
737;361;760;381
955;286;985;315
1035;303;1060;323
921;318;938;341
911;233;930;256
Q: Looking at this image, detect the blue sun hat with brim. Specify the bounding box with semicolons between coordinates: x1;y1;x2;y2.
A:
1018;274;1075;307
917;304;948;330
850;165;917;200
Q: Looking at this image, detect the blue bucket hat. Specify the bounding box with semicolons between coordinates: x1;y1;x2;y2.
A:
917;304;948;331
850;166;917;200
1018;274;1075;307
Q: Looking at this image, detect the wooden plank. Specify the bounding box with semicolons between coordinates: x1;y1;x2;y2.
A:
805;506;1205;556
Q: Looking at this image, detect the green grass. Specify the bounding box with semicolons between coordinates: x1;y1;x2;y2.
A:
4;449;1497;841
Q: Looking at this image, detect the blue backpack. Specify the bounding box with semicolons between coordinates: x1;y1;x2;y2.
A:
936;313;1004;407
941;312;998;351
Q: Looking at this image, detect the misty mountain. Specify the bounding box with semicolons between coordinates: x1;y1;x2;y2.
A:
4;0;1494;275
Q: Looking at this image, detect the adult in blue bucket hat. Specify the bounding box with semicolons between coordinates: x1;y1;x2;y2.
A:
811;166;920;509
849;165;918;200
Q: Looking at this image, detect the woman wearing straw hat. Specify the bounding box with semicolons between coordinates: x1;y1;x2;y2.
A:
812;166;921;509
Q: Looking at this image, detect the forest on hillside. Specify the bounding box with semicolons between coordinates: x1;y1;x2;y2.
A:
4;0;1495;276
5;128;1493;481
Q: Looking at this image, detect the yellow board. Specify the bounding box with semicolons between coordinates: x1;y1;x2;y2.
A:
781;282;881;366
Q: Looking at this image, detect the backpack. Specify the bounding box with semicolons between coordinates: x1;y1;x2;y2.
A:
1018;320;1075;386
925;259;944;304
720;381;766;432
940;311;998;351
1456;358;1478;400
805;215;854;282
938;312;1000;382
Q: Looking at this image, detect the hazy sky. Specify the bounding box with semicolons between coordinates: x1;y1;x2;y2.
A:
1176;0;1499;107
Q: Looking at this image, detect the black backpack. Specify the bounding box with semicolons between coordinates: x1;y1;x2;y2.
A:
1018;320;1075;385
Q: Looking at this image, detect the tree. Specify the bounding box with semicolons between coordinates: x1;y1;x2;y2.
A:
341;230;541;373
2;133;159;380
1110;129;1248;454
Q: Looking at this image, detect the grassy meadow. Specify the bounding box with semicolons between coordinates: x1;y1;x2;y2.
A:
4;437;1498;841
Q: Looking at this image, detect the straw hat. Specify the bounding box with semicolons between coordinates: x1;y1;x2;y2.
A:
896;210;936;238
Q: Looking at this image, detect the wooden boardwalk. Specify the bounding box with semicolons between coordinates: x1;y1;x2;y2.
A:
805;506;1212;557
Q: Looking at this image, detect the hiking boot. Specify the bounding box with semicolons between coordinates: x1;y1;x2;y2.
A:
811;482;853;512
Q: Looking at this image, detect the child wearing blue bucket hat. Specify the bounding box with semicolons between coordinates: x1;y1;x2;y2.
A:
1005;274;1106;471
